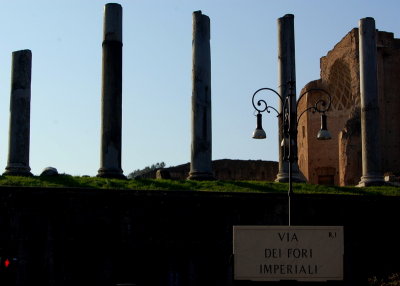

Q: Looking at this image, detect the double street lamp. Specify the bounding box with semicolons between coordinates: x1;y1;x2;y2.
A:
251;80;332;225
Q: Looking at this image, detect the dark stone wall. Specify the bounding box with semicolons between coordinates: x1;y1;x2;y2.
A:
0;186;399;286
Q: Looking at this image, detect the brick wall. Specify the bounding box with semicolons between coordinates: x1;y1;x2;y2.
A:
299;29;400;186
139;159;278;181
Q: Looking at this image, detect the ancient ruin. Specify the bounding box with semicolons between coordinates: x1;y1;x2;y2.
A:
358;17;385;186
275;14;303;183
188;11;214;180
97;3;125;179
137;159;278;181
3;50;33;176
298;22;400;186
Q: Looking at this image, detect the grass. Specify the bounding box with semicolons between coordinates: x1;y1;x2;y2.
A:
0;174;399;196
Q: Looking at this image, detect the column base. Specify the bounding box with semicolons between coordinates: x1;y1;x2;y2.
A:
275;171;306;183
187;172;215;181
3;166;33;177
357;175;385;187
97;168;126;179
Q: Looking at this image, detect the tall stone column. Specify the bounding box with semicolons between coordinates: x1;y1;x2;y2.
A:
275;14;303;182
97;3;125;179
358;17;384;187
187;11;214;180
4;50;33;176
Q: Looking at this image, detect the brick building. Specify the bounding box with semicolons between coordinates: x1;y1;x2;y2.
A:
298;28;400;186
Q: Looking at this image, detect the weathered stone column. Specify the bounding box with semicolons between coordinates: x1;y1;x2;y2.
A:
4;50;33;176
275;14;303;182
187;11;214;180
97;3;125;179
358;17;384;187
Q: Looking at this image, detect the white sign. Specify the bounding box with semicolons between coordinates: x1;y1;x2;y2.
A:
233;226;343;281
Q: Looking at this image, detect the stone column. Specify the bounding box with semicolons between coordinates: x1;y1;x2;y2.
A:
4;50;33;176
187;11;214;180
358;17;384;187
97;3;125;179
275;14;303;182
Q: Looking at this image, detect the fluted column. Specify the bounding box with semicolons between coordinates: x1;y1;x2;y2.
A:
97;3;125;179
4;50;33;176
358;17;384;187
188;11;214;180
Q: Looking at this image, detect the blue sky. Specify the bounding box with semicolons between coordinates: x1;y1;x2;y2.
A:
0;0;399;176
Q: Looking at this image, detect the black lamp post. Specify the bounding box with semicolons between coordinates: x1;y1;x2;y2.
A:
251;80;332;225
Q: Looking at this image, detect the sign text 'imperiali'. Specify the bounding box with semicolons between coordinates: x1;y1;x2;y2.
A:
233;226;343;281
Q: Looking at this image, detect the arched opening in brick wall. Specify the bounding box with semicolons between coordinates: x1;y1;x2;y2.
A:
327;60;356;111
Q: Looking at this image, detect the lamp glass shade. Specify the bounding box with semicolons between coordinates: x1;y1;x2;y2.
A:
317;129;332;140
317;113;332;140
253;128;266;139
